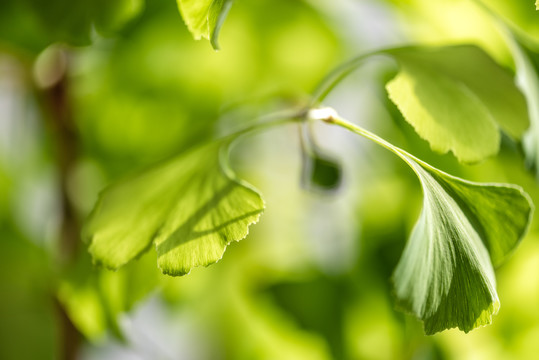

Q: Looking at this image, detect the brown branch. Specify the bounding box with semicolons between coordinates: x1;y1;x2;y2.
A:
47;72;80;262
38;47;81;360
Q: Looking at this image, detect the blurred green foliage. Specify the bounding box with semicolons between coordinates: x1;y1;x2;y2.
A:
0;0;144;53
2;0;539;359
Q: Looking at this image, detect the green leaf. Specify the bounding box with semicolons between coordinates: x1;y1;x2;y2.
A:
393;154;532;334
504;30;539;179
386;45;529;163
84;140;264;276
176;0;234;50
323;113;533;334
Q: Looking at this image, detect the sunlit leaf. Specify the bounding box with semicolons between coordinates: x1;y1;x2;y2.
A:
176;0;234;50
84;140;264;276
393;154;532;334
386;45;529;163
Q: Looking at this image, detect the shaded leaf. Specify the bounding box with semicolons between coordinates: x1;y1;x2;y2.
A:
393;153;532;334
386;45;529;163
176;0;234;50
325;114;533;334
84;140;264;276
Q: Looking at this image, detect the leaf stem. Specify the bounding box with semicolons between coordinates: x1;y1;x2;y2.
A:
325;115;398;153
310;52;375;105
313;109;412;162
310;108;435;178
223;109;305;149
310;46;413;105
219;109;305;179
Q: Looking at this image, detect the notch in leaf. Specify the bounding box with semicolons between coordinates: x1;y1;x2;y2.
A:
83;140;264;276
176;0;234;50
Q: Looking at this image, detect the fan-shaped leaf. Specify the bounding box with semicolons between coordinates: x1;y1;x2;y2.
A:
84;140;264;276
323;114;533;334
393;153;532;334
386;45;529;163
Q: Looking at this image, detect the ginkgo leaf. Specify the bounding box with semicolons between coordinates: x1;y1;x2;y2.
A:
176;0;234;50
393;154;532;334
319;112;533;334
84;140;264;276
386;45;529;163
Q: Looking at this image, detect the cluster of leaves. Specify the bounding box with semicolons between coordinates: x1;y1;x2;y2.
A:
85;40;536;338
80;0;539;336
4;0;537;339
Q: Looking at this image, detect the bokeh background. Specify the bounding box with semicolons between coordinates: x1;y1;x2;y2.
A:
2;0;539;359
